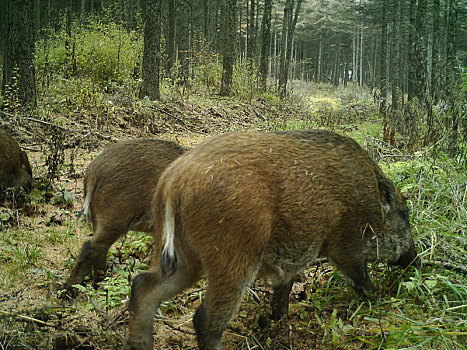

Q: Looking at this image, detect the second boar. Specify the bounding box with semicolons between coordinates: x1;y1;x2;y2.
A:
64;139;185;295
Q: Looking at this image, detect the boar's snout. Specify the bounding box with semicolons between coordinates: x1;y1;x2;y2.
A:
395;250;421;269
394;239;421;269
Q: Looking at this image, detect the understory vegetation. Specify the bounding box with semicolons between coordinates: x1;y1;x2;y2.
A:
0;15;466;350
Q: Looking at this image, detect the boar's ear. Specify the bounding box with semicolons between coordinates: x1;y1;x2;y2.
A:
379;178;397;213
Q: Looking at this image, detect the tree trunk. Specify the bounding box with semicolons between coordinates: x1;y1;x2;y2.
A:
177;0;191;84
2;0;36;109
380;0;388;111
359;25;363;94
431;0;440;102
278;0;302;97
258;0;272;91
407;0;416;101
139;0;161;100
446;0;458;92
220;0;237;96
413;0;427;101
391;0;401;111
166;0;176;75
247;0;256;63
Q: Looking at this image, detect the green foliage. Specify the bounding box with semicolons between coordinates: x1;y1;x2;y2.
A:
381;154;466;266
2;66;22;113
35;15;142;87
232;61;257;101
191;32;222;92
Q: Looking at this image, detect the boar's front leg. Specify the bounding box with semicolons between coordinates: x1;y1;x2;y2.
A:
328;247;375;296
271;277;296;321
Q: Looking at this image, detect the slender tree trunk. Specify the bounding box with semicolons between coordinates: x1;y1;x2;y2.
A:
379;0;388;112
220;0;237;96
317;23;322;82
278;0;302;97
445;0;459;155
391;0;401;110
139;0;161;100
431;0;440;102
166;0;176;75
203;0;210;43
446;0;458;93
258;0;272;91
352;29;357;84
414;0;427;100
407;0;416;101
177;0;191;84
247;0;256;62
2;0;36;109
359;25;363;94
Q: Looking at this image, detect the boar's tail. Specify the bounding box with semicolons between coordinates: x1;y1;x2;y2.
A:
161;196;178;275
77;177;93;223
77;192;92;223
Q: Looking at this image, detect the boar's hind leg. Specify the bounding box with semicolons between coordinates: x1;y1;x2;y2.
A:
271;277;295;321
90;228;126;285
194;268;259;350
328;247;375;296
64;224;126;294
126;260;201;350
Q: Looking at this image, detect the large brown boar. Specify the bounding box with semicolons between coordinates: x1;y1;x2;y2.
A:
126;130;421;350
64;139;185;295
0;128;32;191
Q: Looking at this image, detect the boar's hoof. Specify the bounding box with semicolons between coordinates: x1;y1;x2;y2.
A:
353;282;376;297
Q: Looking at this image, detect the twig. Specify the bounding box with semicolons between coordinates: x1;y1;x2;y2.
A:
424;260;467;275
89;298;113;324
156;315;196;336
0;309;57;328
1;110;116;142
148;105;189;130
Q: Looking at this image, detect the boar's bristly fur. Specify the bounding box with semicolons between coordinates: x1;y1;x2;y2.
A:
0;128;32;193
125;130;420;350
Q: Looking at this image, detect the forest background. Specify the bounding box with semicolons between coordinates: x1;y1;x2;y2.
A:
0;0;466;349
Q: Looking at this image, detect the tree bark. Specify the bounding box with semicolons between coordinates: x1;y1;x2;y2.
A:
414;0;427;100
278;0;302;97
247;0;256;62
391;0;401;110
2;0;36;109
166;0;176;75
258;0;272;91
139;0;161;100
407;0;416;101
177;0;191;84
431;0;440;102
379;0;387;112
220;0;237;96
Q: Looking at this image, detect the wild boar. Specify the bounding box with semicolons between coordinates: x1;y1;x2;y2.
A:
0;128;32;191
64;139;185;295
125;130;420;350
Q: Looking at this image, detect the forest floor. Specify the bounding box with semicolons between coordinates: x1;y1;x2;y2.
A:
1;81;466;349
